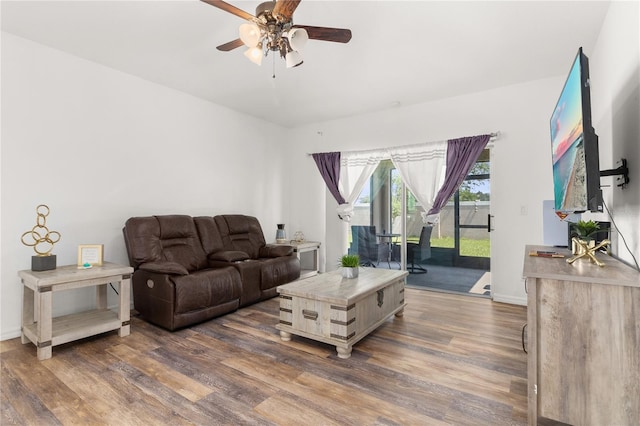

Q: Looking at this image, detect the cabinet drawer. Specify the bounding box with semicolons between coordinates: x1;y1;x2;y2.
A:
355;279;404;335
290;298;332;338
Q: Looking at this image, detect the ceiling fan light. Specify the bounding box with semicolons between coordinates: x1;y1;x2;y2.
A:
285;50;303;68
239;23;261;47
288;28;309;52
244;46;263;66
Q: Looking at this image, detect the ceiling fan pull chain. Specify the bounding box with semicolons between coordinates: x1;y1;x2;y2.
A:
272;53;276;79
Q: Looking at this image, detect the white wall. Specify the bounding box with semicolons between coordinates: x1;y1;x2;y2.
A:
285;1;640;304
1;33;289;339
588;0;640;267
286;76;565;306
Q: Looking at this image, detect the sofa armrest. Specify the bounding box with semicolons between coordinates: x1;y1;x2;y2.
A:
209;250;250;263
138;261;189;276
260;244;294;258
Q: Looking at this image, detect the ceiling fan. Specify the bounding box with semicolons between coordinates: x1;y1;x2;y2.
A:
201;0;352;68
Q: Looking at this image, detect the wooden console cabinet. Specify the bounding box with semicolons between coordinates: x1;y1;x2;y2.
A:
523;245;640;425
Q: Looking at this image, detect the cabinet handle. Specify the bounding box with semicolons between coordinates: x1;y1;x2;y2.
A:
302;309;318;320
521;323;528;354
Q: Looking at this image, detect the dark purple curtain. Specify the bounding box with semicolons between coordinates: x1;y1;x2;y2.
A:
312;152;346;205
428;134;491;216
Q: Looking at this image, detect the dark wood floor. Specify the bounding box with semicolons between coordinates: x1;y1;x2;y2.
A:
1;288;528;425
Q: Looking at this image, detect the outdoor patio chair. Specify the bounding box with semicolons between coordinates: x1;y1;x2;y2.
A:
349;225;381;267
407;226;433;274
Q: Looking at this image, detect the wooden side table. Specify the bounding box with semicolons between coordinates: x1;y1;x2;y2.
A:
275;240;321;279
288;241;320;279
19;262;133;360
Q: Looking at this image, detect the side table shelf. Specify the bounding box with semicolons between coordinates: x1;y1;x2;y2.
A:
290;241;321;279
274;240;321;279
19;262;133;360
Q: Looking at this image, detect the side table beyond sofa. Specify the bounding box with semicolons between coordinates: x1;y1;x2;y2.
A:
276;241;320;279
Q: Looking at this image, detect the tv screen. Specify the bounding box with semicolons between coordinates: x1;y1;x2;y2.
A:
550;47;602;213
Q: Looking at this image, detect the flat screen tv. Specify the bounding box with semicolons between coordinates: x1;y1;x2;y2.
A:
550;47;603;213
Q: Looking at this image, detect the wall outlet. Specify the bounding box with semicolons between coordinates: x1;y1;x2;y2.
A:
520;205;528;215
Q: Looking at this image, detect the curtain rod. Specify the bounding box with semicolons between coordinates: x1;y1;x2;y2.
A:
307;131;501;156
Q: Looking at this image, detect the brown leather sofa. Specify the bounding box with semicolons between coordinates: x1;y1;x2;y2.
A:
123;214;300;330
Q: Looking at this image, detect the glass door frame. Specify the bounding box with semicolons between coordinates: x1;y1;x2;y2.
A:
352;150;491;272
453;169;491;269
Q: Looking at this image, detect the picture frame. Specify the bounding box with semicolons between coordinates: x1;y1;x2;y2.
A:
77;244;104;267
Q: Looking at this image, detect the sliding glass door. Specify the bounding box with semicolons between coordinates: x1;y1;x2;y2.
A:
423;149;491;269
349;150;491;273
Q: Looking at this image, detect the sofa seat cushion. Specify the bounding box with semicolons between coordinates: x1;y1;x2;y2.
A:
259;244;293;258
139;261;188;275
209;251;250;262
174;268;241;314
259;256;301;290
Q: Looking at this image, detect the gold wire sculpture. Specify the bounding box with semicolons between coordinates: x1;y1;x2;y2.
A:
566;237;610;267
20;204;61;256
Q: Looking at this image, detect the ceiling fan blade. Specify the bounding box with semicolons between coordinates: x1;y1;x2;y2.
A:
201;0;255;21
273;0;301;21
295;25;352;43
217;38;245;51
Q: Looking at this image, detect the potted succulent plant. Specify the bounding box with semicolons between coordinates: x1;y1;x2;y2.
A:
570;220;607;254
340;254;360;279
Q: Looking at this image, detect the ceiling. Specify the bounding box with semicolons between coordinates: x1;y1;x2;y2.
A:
1;1;611;128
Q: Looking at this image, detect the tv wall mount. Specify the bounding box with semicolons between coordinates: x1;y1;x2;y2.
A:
600;158;629;188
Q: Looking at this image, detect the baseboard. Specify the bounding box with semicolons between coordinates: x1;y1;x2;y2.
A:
492;293;527;306
1;329;22;341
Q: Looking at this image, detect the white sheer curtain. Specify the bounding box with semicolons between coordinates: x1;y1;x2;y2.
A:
335;150;384;222
388;141;448;224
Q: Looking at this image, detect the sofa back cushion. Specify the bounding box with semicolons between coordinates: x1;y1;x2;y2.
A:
194;216;224;255
213;215;266;259
123;215;207;272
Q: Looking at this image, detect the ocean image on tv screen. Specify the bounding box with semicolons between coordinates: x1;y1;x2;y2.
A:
550;55;587;212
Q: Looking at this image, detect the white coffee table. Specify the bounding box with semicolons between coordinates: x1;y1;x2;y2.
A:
276;267;408;359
